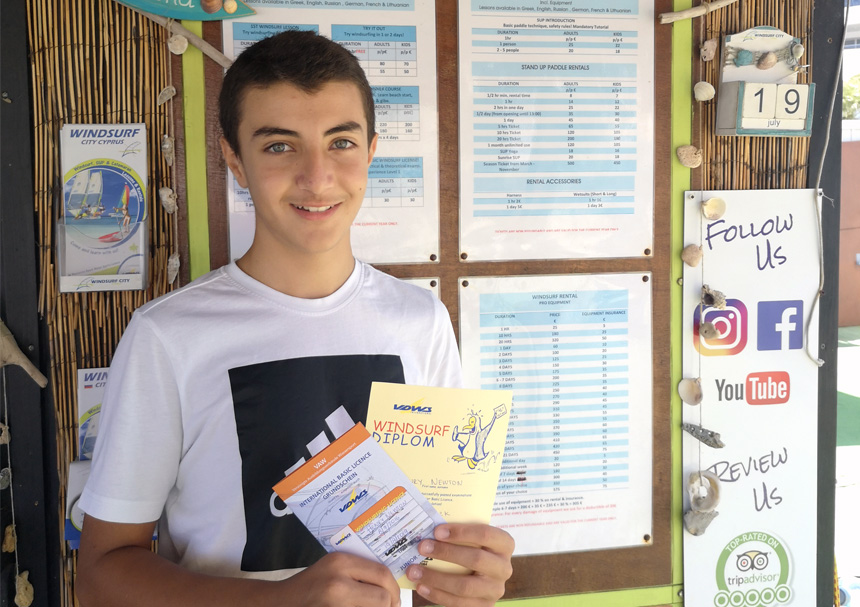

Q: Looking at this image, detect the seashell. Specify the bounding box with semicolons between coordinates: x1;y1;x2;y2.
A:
734;49;754;67
168;34;189;56
0;422;8;445
684;509;719;536
757;51;778;70
681;244;703;267
701;197;726;220
2;524;15;553
699;322;718;340
157;86;176;106
693;81;715;102
161;135;175;167
676;145;702;169
0;468;9;490
224;0;239;12
791;42;805;61
702;284;726;310
201;0;223;12
15;571;34;607
682;422;725;449
167;253;181;285
700;38;718;62
688;470;721;512
159;187;178;214
678;378;703;406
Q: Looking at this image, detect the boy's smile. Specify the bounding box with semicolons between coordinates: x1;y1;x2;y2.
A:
221;81;377;266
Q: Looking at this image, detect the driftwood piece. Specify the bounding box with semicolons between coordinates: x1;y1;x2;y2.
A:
0;320;47;388
658;0;740;25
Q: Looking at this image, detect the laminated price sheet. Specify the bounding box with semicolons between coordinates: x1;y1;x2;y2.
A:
458;0;654;260
459;273;653;554
223;1;440;263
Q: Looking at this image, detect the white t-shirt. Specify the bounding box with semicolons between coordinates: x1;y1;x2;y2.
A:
80;260;462;579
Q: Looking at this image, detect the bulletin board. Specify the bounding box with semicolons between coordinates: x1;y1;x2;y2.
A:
190;0;675;598
10;0;841;605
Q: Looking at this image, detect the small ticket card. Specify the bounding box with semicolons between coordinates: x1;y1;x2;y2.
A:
273;423;445;584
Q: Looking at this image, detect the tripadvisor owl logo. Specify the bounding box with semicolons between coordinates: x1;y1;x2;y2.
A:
714;531;792;607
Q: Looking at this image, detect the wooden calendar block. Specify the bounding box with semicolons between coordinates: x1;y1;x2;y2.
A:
741;83;777;119
774;84;810;120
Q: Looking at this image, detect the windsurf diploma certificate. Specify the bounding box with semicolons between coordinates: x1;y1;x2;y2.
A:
273;423;446;585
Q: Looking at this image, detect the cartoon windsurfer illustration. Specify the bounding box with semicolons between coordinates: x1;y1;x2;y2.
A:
451;408;504;470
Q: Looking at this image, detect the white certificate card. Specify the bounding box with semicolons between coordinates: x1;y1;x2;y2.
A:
222;1;440;263
459;273;653;554
458;0;654;260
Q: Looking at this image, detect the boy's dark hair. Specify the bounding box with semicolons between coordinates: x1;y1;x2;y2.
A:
219;30;375;155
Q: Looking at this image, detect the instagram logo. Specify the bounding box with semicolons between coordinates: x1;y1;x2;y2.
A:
693;299;748;356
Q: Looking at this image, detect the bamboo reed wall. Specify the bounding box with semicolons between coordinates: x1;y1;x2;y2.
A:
693;1;814;192
26;1;178;604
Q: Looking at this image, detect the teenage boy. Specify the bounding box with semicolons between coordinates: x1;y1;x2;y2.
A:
77;29;514;607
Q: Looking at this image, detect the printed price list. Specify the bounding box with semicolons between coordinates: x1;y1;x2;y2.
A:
373;86;420;141
334;25;418;77
471;67;639;218
478;291;631;497
366;157;423;208
472;26;639;57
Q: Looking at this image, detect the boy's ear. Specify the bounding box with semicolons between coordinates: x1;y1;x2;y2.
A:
220;137;248;189
367;132;378;166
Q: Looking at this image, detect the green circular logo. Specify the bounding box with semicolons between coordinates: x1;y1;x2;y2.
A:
714;532;791;607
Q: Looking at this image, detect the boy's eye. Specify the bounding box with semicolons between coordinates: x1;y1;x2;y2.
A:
266;142;289;153
331;139;355;150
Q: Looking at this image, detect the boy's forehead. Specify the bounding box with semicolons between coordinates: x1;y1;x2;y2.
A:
236;80;368;133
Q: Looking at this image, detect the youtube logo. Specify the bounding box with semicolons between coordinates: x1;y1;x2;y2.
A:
745;371;790;405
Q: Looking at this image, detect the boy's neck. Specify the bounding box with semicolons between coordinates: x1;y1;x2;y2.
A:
236;247;356;299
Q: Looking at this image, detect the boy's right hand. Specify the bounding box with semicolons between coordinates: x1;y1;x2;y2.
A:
283;552;401;607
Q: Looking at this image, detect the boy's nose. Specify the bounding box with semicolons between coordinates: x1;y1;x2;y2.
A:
296;148;333;192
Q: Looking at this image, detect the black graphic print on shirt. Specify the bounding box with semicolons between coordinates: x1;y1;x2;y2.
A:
228;354;405;572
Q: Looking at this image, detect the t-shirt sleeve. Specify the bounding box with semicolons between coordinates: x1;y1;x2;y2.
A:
427;298;464;389
78;312;183;524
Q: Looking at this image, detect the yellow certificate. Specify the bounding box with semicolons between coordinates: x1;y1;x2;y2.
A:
366;382;512;524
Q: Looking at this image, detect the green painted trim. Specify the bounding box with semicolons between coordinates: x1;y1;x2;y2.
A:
670;0;694;591
181;20;211;280
502;586;676;607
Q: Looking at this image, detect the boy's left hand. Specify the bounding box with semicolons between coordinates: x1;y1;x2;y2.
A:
406;523;514;607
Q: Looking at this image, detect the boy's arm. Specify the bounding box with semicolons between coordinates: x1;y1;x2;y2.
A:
406;523;515;607
77;515;402;607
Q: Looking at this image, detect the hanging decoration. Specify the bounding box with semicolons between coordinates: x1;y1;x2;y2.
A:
694;81;716;102
678;378;704;406
676;145;703;168
681;423;725;449
681;244;704;268
14;571;34;607
167;253;181;285
2;525;15;552
0;321;47;388
156;86;176;106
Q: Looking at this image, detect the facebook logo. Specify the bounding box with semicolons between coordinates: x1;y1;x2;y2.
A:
757;301;804;351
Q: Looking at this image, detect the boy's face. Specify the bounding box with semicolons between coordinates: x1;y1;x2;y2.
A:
221;81;377;262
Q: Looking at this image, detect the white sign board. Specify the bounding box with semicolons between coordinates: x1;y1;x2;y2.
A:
682;189;821;607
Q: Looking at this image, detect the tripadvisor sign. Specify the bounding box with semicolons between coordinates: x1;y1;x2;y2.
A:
714;531;792;607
